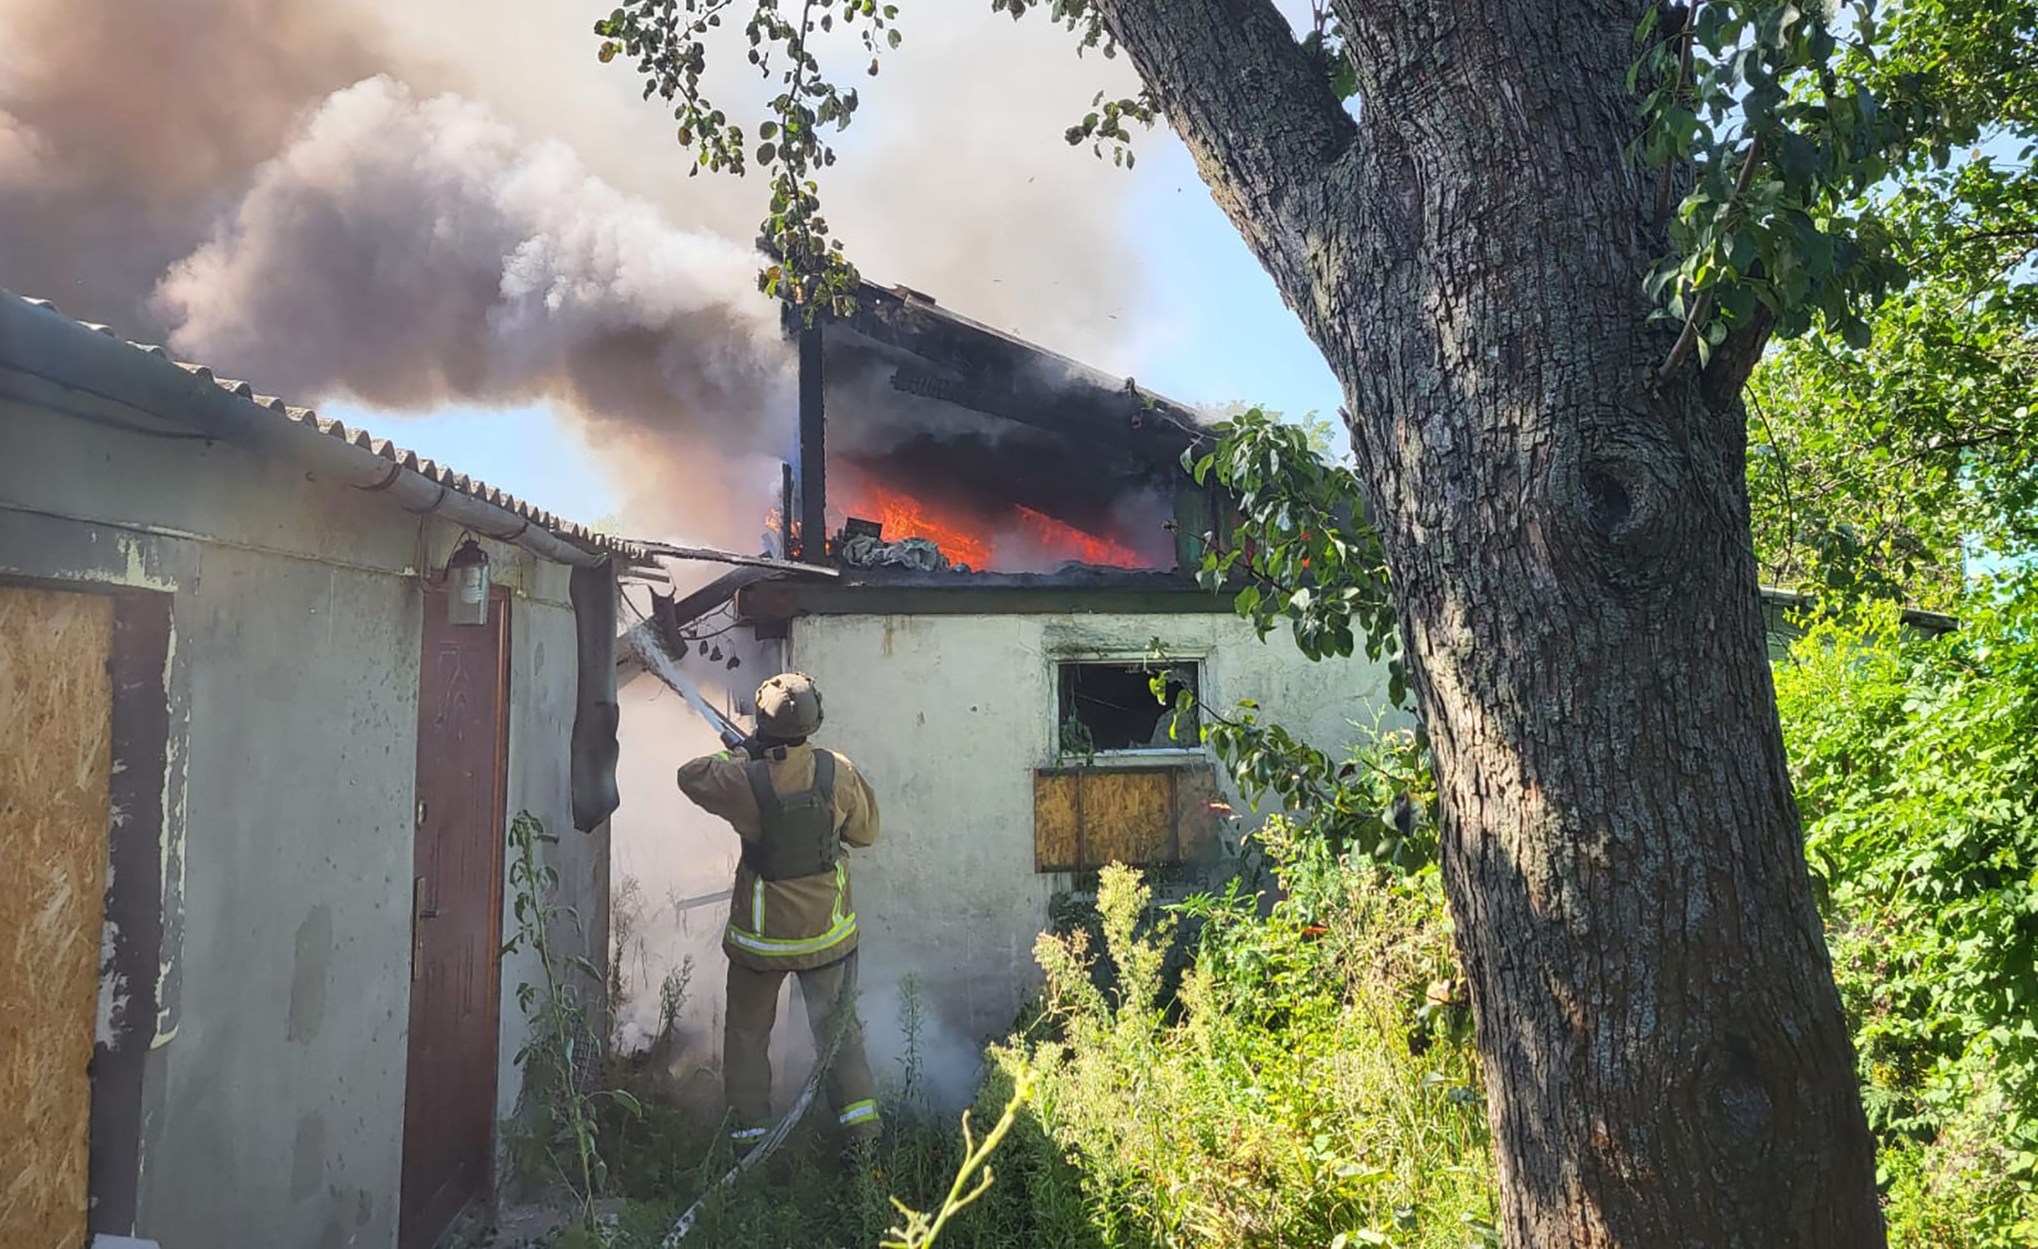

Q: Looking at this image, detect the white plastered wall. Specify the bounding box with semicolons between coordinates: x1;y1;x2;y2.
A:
784;608;1403;1110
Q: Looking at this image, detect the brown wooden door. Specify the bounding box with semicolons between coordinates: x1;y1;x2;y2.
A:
400;587;509;1249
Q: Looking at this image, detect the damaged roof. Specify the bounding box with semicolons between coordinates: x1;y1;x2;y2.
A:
810;281;1209;458
734;564;1224;623
1;288;643;564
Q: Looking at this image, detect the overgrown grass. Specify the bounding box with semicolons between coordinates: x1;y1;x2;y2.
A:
555;814;1494;1249
573;1078;1032;1248
993;832;1496;1249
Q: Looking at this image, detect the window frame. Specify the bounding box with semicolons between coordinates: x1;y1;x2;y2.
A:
1049;653;1207;764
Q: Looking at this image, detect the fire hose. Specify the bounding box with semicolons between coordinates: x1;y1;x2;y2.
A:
620;622;856;1244
622;622;755;755
659;979;853;1247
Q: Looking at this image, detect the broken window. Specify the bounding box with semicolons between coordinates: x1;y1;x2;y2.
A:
1056;661;1200;755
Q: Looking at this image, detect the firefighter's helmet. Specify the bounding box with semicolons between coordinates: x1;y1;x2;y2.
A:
755;671;824;738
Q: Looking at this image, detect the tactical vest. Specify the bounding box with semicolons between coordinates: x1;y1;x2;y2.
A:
741;750;841;881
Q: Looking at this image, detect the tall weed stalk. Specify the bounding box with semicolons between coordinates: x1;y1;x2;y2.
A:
504;810;642;1231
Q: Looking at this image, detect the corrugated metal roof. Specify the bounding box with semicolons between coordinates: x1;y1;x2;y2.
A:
5;289;643;561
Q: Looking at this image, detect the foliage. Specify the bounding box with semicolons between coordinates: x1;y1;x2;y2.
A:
1160;407;1440;871
985;1;1156;166
561;980;1061;1249
880;1079;1035;1249
1200;702;1437;874
1706;0;2038;606
1878;1108;2038;1249
1745;159;2036;607
1629;0;2037;373
504;812;644;1229
999;856;1495;1248
1773;577;2038;1240
1182;405;1399;675
568;806;1490;1249
593;0;905;316
592;0;1157;314
1632;0;1901;361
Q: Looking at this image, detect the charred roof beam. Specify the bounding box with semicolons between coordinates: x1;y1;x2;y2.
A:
885;366;1193;458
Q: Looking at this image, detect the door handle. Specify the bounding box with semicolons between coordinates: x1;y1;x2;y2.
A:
411;876;440;981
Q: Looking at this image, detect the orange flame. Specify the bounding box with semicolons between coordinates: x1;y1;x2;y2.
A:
1013;506;1144;568
827;470;1150;571
859;486;992;568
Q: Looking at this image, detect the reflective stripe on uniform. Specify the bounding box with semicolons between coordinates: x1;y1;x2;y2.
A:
831;861;846;925
724;911;858;958
752;877;766;932
837;1098;879;1126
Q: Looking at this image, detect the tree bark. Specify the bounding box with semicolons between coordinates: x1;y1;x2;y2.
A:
1093;1;1886;1244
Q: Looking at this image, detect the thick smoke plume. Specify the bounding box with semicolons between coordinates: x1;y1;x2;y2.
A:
0;0;388;326
156;77;789;439
2;0;1153;546
151;76;795;546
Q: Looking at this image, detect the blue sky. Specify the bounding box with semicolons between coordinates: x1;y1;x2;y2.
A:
328;129;1343;532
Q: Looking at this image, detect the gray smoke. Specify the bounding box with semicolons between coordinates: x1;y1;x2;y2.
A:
0;0;390;326
1;0;1152;545
150;76;795;547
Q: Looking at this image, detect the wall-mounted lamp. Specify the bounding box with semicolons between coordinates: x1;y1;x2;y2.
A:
445;536;491;626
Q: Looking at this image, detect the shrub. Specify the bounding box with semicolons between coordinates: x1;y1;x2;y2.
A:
1775;573;2038;1244
990;846;1496;1249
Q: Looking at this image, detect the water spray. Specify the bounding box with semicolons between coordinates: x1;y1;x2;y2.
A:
620;621;752;753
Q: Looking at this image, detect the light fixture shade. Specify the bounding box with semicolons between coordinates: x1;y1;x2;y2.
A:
446;537;491;626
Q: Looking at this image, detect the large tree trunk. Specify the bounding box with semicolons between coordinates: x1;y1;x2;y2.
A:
1095;1;1885;1244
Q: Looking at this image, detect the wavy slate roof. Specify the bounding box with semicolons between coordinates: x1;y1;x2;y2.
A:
6;290;642;561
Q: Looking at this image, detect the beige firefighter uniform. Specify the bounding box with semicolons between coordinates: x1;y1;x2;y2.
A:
677;742;881;1140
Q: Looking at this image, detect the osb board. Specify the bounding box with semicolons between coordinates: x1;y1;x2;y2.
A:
1083;770;1175;867
1035;766;1196;871
1034;772;1082;872
1171;764;1223;861
0;585;114;1249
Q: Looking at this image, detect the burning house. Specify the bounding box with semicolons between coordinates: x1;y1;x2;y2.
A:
772;283;1205;573
630;283;1406;1098
620;283;1939;1118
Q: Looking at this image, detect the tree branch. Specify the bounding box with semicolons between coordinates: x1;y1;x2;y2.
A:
1657;0;1700;224
1699;300;1774;406
1091;0;1361;290
1658;133;1766;397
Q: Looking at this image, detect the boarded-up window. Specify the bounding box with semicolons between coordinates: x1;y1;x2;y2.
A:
1034;763;1222;871
0;585;114;1249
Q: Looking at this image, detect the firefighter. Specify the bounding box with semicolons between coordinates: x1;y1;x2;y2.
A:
676;671;882;1154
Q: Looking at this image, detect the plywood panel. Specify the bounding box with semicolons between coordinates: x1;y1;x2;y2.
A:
1082;769;1175;867
1033;771;1081;872
0;585;114;1249
1172;764;1223;861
